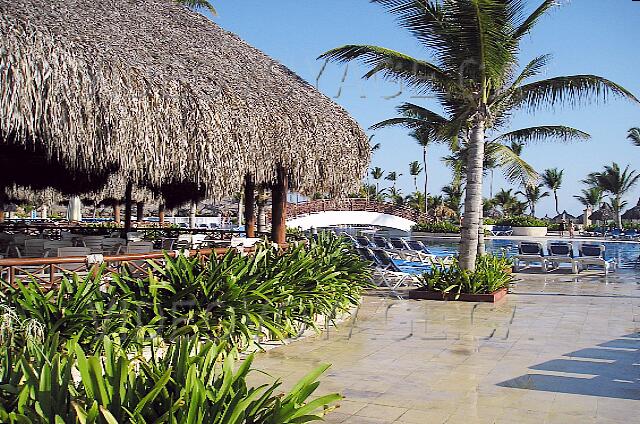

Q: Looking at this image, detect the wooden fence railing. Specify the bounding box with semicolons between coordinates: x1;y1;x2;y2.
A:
286;199;430;223
0;247;252;287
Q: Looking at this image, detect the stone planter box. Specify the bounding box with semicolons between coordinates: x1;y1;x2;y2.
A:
408;287;508;303
511;226;547;237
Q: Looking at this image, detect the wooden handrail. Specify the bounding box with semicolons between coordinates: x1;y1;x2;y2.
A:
285;199;431;223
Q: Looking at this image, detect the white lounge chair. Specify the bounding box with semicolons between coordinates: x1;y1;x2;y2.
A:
82;236;105;253
547;242;580;274
578;244;616;275
514;241;548;272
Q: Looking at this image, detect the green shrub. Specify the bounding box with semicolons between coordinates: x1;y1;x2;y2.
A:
496;215;547;227
0;335;339;423
1;233;371;352
412;221;460;233
417;254;514;295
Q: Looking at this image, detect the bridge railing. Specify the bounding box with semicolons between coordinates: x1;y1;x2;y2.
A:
287;199;430;223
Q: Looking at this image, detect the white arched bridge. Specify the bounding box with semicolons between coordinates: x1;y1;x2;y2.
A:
285;199;429;232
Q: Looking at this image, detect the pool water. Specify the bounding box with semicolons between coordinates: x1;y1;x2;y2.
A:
420;239;640;270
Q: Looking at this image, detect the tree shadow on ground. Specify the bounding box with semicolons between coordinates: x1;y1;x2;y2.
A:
498;332;640;400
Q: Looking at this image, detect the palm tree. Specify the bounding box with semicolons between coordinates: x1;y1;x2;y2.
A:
371;167;385;195
176;0;216;14
516;183;549;217
586;163;640;228
442;182;464;215
321;0;637;270
493;189;526;217
541;168;564;215
405;191;426;213
408;161;423;193
410;130;431;214
574;187;603;210
385;171;402;191
628;127;640;147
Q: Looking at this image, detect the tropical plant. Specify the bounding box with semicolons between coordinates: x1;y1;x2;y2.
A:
385;171;402;190
496;215;547;227
412;221;460;234
628;127;640;147
0;336;339;423
408;161;423;193
1;235;371;352
405;191;426;213
541;168;564;215
442;181;464;214
176;0;217;15
371;166;385;194
516;183;549;217
320;0;637;270
492;189;526;216
574;187;604;209
584;163;640;228
416;255;513;295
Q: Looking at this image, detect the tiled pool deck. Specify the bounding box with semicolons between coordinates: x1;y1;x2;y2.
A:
250;271;640;423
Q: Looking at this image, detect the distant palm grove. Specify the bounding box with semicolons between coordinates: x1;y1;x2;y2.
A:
322;0;639;270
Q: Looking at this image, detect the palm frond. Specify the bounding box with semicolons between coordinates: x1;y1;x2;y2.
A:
512;0;557;40
491;125;590;144
509;75;640;111
176;0;217;15
318;45;453;92
486;142;538;184
627;127;640;147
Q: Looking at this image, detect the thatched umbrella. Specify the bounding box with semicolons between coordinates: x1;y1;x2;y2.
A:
589;203;615;222
1;0;369;239
621;198;640;221
551;210;577;223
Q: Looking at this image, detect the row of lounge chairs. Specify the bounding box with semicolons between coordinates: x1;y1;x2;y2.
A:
581;227;640;240
346;234;454;265
515;241;616;275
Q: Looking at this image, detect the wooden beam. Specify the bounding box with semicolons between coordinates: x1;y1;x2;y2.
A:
244;175;256;238
113;202;121;224
158;203;165;226
124;182;133;235
271;167;288;245
136;202;144;223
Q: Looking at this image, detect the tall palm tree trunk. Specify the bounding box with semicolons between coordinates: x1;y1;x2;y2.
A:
616;195;623;229
554;190;559;216
423;146;428;214
460;121;485;271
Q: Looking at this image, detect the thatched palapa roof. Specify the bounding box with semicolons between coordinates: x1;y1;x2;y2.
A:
621;198;640;220
0;0;369;200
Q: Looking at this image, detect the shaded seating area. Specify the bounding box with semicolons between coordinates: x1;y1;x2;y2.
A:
0;0;370;278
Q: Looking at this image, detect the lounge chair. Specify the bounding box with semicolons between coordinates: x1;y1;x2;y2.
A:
547;242;580;274
356;247;416;290
577;244;616;275
387;237;438;264
82;236;105;253
372;236;391;249
43;240;74;257
355;235;373;248
491;225;513;236
514;241;548;272
609;228;623;239
621;229;640;240
101;238;126;255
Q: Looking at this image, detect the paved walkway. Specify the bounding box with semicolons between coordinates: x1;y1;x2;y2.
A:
250;271;640;423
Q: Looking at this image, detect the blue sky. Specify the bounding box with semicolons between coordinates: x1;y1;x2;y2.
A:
210;0;640;217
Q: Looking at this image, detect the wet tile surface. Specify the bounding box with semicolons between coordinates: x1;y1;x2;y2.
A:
250;271;640;423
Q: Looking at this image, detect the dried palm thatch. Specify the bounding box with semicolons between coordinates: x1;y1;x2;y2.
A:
0;184;59;206
0;0;369;199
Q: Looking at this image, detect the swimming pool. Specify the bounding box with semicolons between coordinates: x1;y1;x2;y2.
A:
420;239;640;269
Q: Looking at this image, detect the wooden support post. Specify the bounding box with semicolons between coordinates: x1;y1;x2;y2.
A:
136;202;144;223
244;175;256;238
271;167;288;245
189;202;197;228
113;202;121;224
158;203;165;226
124;183;133;235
